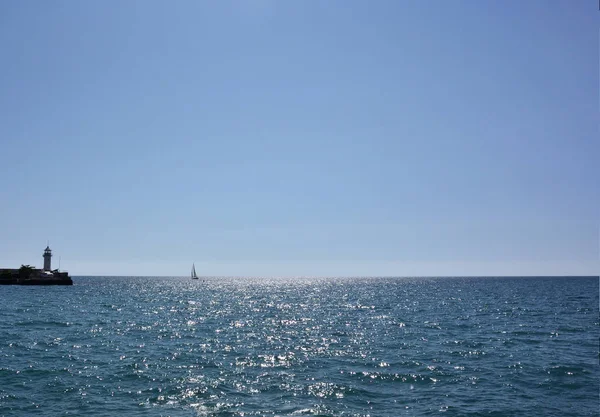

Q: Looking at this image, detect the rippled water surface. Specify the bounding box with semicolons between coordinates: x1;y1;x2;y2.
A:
0;276;598;416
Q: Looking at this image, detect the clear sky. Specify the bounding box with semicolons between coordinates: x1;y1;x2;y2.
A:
0;1;598;277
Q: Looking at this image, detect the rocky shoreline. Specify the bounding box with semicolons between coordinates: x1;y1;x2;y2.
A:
0;269;73;286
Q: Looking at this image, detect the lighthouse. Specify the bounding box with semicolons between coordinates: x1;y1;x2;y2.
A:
43;246;52;271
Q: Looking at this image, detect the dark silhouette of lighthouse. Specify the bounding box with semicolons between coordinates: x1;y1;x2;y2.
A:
43;246;52;271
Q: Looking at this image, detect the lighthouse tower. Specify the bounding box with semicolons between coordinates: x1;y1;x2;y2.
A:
43;246;52;271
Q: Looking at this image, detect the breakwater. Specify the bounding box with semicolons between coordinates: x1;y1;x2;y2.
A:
0;268;72;285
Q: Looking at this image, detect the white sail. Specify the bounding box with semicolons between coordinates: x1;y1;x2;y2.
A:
191;263;198;279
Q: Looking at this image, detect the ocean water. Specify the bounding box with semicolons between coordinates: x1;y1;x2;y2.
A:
0;276;597;416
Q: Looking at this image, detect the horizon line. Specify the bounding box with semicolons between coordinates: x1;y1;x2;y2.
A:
71;274;600;278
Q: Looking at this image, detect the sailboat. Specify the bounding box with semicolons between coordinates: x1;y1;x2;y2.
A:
191;263;198;280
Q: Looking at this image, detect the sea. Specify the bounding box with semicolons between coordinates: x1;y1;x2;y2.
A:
0;276;597;416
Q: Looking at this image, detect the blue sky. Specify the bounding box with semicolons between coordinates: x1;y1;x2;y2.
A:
0;1;597;276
